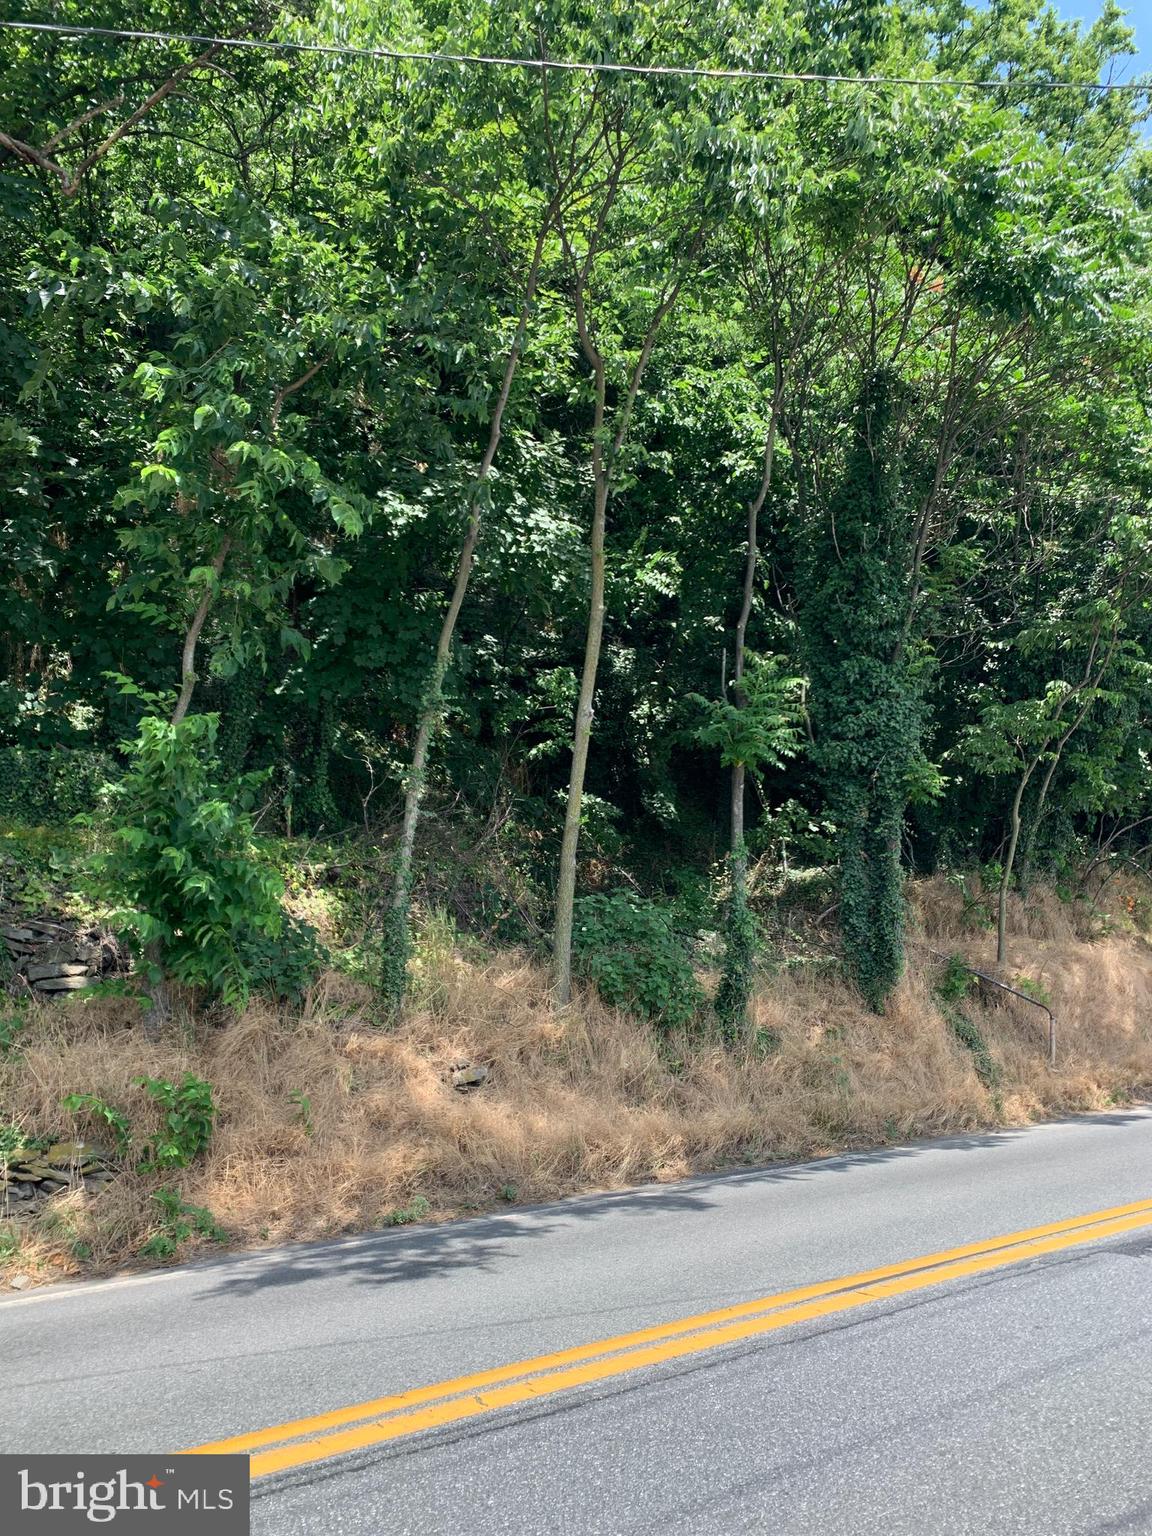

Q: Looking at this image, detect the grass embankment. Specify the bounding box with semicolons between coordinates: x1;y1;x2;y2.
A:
2;877;1151;1288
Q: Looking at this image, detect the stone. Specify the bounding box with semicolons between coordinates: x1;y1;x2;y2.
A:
25;941;78;964
0;927;36;943
7;1274;32;1290
38;1179;69;1194
26;962;91;983
45;1141;112;1163
452;1064;490;1091
33;975;95;992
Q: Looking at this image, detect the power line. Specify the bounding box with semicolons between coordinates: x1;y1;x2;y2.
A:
1;18;1149;96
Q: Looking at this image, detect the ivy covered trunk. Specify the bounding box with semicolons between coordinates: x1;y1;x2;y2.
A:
798;370;920;1013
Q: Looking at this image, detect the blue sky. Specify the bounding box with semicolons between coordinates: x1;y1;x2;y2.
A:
1056;0;1151;80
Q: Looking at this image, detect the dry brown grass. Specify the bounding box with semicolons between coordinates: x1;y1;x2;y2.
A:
3;879;1151;1288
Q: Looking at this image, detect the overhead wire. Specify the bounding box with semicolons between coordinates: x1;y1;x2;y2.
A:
0;17;1149;96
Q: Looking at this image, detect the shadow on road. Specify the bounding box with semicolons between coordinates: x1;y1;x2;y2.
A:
196;1182;716;1299
192;1107;1149;1302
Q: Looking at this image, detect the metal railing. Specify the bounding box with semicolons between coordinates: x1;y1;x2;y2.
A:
918;943;1057;1069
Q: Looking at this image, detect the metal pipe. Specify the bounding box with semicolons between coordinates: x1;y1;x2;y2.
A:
917;942;1057;1070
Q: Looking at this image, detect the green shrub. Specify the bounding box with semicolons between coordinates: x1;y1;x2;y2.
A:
135;1072;216;1171
90;712;288;1008
0;823;86;917
935;953;976;1004
240;914;328;1003
573;891;702;1029
382;1194;430;1227
138;1186;225;1259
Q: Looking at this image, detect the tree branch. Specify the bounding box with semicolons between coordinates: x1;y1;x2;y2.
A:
1;47;222;194
171;537;231;727
269;359;325;434
62;46;222;196
43;96;124;152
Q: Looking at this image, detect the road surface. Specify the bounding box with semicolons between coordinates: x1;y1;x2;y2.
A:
3;1108;1152;1533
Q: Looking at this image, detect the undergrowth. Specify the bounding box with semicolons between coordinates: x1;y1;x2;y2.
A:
1;875;1150;1288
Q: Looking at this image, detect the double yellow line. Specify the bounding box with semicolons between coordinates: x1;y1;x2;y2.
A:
186;1196;1152;1478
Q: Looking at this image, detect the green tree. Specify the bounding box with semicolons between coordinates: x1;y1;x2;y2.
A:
799;371;920;1011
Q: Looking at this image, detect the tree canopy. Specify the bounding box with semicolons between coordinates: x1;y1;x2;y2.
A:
3;0;1152;1014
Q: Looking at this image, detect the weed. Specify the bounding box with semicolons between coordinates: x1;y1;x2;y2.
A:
935;954;976;1005
60;1092;131;1154
382;1195;430;1227
0;1014;26;1056
942;1005;1002;1105
1012;974;1052;1008
753;1027;782;1058
288;1089;313;1137
828;1052;852;1094
946;872;993;932
138;1186;225;1259
135;1073;216;1171
77;978;140;1003
0;1122;32;1161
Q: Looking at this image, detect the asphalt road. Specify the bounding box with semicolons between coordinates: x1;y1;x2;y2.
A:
3;1108;1152;1533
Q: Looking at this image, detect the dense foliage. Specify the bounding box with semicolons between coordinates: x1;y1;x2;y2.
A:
798;371;921;1010
3;0;1152;1016
572;891;703;1029
92;712;289;1008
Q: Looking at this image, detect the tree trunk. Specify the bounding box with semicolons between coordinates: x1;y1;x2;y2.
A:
382;218;553;1006
997;767;1031;966
730;764;748;894
1017;749;1061;897
552;472;608;1005
716;383;782;1033
140;939;169;1038
380;510;481;1004
546;206;698;1006
171;537;230;726
1018;685;1107;894
733;409;782;848
1002;631;1115;943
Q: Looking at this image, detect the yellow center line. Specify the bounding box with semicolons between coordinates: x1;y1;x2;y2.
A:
182;1195;1152;1477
